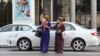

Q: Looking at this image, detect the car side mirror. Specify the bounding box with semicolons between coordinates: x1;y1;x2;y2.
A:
0;29;1;32
32;29;37;32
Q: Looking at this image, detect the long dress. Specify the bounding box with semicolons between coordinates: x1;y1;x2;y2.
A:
40;21;51;53
54;23;65;53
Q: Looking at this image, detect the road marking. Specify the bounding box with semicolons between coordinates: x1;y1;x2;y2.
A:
0;52;100;54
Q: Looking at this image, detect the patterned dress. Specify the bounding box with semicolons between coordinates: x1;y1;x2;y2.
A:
40;21;51;53
54;23;65;53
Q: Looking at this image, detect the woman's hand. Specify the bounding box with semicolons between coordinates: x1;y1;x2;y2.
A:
44;25;50;29
62;32;65;39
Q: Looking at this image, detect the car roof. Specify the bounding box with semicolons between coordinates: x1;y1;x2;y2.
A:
3;24;38;29
51;22;74;24
7;22;75;25
8;24;34;26
7;22;75;27
5;24;36;27
2;24;37;28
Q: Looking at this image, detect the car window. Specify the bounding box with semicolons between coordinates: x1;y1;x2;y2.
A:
15;26;19;31
65;24;75;30
0;25;17;32
51;23;75;31
51;23;56;30
19;25;32;31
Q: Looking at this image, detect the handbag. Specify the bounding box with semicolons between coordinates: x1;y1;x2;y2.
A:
35;27;42;37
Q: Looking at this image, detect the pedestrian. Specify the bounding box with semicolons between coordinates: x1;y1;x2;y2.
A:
54;17;65;53
40;15;51;53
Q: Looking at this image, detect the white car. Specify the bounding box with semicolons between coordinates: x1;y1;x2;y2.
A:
0;24;37;45
0;22;99;51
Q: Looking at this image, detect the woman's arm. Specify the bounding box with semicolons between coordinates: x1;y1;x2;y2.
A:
52;23;57;29
61;24;65;32
43;21;51;29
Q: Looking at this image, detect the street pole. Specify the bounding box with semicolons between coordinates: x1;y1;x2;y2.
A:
70;0;75;23
91;0;97;31
31;0;35;25
51;0;53;22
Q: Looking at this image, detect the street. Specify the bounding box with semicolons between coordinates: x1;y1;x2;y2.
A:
0;46;100;56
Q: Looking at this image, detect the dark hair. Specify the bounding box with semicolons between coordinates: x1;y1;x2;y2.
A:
58;17;63;22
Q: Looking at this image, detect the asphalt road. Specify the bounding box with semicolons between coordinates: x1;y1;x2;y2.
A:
0;46;100;56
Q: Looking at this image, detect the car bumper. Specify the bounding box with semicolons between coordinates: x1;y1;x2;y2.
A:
86;36;100;47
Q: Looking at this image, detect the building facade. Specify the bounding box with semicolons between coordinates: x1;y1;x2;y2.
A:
36;0;100;30
0;0;100;31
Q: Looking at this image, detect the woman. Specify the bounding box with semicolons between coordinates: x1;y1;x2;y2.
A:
54;17;65;53
40;15;51;53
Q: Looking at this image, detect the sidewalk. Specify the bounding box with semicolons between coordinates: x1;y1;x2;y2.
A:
0;43;15;48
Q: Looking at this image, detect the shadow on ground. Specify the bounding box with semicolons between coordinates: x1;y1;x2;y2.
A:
8;47;100;53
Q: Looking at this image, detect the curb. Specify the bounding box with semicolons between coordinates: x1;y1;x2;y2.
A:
0;45;16;48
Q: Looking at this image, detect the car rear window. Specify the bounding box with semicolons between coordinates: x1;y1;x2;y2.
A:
51;23;75;30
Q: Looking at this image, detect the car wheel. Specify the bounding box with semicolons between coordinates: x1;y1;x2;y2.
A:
72;39;85;51
18;38;32;51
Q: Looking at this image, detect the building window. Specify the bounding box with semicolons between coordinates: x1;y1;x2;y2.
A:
97;0;100;14
35;0;70;25
35;0;40;25
53;0;70;21
35;0;51;25
0;0;12;27
97;0;100;30
75;0;91;28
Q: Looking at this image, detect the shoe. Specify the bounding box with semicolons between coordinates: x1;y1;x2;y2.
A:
41;51;48;54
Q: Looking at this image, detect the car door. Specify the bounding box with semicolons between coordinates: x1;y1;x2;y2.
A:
49;28;55;47
18;25;40;46
49;23;56;47
0;25;18;45
63;24;76;46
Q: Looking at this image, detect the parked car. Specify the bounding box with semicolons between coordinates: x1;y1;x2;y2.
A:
5;22;99;51
0;24;37;46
